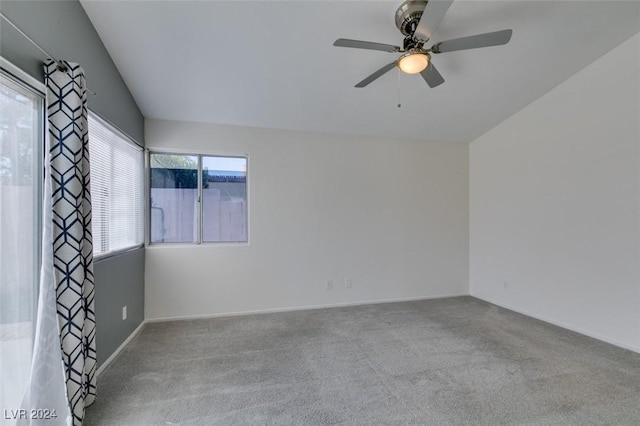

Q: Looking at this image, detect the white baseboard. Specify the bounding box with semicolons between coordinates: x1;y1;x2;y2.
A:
101;294;639;375
471;294;640;355
145;292;470;323
96;321;146;376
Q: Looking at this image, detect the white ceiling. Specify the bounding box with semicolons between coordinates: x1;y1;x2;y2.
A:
80;0;640;143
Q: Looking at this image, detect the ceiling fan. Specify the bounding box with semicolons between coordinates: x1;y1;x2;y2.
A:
334;0;512;88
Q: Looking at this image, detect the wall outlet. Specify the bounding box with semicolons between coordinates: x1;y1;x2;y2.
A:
122;305;127;320
326;280;333;290
344;277;352;288
503;282;509;291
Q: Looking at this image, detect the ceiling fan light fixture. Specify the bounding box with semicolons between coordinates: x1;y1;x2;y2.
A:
398;50;429;74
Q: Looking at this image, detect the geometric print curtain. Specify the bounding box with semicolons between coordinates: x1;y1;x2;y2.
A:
44;60;97;425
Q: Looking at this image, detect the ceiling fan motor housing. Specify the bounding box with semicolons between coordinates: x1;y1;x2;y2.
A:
395;0;428;37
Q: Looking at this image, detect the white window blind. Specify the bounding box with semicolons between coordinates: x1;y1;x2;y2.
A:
88;113;144;257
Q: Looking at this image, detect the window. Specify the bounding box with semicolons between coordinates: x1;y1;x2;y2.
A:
201;156;247;243
0;66;43;412
150;153;247;244
88;113;144;257
149;154;198;243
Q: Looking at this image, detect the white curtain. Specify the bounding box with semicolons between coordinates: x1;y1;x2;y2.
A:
19;60;96;426
19;127;70;426
0;67;67;426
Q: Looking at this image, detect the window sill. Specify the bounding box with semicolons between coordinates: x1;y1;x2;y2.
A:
146;241;250;249
94;244;144;262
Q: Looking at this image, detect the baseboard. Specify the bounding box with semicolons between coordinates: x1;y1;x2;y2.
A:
145;292;470;323
471;294;640;355
96;321;146;376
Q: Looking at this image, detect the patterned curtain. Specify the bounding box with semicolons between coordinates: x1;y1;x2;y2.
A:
44;60;97;425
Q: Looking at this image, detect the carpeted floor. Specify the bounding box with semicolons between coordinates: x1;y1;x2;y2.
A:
86;296;640;425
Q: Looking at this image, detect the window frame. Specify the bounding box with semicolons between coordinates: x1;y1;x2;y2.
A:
147;150;249;246
0;57;45;411
0;60;45;269
88;111;145;260
0;57;46;321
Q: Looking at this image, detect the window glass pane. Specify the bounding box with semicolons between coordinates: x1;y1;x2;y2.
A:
150;154;199;243
88;113;144;257
0;72;41;411
202;156;247;242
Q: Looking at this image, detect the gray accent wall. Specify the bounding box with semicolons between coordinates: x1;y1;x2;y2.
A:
93;249;145;366
0;0;144;142
1;0;146;367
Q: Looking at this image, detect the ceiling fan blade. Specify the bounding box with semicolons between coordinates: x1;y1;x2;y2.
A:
420;61;445;88
432;29;513;53
334;38;400;52
355;62;397;88
413;0;453;42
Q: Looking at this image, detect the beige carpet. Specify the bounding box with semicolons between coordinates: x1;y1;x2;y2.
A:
86;296;640;425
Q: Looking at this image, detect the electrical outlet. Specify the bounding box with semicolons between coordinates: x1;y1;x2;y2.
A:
326;280;333;290
122;306;127;320
344;277;352;288
503;282;509;291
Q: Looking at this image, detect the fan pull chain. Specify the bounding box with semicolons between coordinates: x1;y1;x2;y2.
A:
397;68;402;108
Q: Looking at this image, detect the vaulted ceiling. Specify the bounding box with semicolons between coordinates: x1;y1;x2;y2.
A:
80;1;640;143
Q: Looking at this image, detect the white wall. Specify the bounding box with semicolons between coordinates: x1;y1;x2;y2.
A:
145;120;469;320
470;34;640;351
